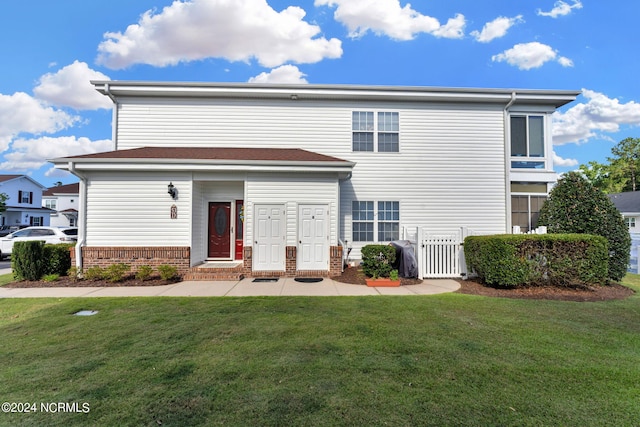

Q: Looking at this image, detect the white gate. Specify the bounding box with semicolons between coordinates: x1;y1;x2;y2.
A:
409;227;474;279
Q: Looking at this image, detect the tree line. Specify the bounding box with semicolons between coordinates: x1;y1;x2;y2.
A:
579;137;640;194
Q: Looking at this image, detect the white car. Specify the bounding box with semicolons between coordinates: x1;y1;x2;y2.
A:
0;226;77;259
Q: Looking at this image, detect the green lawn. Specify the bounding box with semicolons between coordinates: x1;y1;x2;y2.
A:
1;277;639;426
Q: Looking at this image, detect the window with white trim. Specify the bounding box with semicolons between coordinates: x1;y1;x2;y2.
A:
625;217;636;229
352;200;399;242
510;115;545;169
44;199;57;210
511;195;546;233
352;111;399;152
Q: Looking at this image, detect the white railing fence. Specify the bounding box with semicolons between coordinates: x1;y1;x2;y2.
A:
403;227;475;279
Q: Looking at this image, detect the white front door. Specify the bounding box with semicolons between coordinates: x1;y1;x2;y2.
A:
253;204;285;271
298;204;329;271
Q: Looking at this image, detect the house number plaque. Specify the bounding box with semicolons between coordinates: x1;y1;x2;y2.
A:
170;204;178;219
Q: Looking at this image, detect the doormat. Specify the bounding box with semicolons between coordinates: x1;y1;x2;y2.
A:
252;278;279;283
294;278;323;283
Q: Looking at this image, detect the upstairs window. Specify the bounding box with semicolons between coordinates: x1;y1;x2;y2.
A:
44;199;57;210
511;115;545;169
18;191;33;204
352;111;399;152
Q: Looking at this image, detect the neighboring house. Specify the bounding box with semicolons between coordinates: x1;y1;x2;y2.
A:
608;191;640;273
43;183;80;227
51;82;579;279
0;175;53;228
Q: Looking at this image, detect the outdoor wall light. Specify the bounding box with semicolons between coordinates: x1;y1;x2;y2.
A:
168;182;178;200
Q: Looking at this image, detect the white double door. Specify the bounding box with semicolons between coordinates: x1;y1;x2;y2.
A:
252;203;328;272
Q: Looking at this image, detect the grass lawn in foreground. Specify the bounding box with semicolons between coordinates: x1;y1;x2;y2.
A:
0;277;639;426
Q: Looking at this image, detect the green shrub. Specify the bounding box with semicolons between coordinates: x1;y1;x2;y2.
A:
464;234;608;288
157;264;179;281
105;263;130;283
84;266;105;281
67;266;80;281
135;265;154;281
12;241;45;281
43;274;59;282
43;243;74;276
361;245;396;279
537;171;630;281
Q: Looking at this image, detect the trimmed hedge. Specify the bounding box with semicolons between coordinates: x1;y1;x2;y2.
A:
12;242;74;281
464;234;608;288
361;244;396;279
12;241;45;281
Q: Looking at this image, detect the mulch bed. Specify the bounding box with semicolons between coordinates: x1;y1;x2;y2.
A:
333;266;635;302
5;267;636;302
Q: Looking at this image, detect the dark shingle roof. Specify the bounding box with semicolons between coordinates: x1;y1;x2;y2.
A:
62;147;348;163
43;183;79;196
608;192;640;213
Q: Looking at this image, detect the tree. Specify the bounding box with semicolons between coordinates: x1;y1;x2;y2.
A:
578;161;623;193
0;193;7;214
537;171;630;282
609;137;640;192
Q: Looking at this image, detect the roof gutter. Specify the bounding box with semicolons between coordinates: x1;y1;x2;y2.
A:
504;91;516;234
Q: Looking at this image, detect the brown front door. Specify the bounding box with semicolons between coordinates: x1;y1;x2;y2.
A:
208;202;231;258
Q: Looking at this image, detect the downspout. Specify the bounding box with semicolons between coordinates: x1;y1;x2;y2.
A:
69;162;87;271
104;83;119;151
504;92;517;233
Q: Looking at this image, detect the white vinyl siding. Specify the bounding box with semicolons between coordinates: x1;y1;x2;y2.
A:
85;172;192;246
115;98;508;259
245;174;338;248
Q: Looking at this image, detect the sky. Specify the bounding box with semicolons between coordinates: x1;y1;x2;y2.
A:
1;0;640;188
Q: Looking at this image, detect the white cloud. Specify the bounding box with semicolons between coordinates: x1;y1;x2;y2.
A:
0;136;112;172
315;0;465;40
33;61;112;110
471;15;523;43
553;151;578;167
96;0;342;69
248;65;308;84
537;1;583;18
492;42;573;70
553;89;640;145
0;92;79;152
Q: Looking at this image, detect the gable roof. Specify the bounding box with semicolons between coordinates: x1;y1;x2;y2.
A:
43;183;80;196
608;192;640;214
0;174;47;189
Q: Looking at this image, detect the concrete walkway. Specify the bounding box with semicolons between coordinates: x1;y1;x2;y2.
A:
0;276;460;298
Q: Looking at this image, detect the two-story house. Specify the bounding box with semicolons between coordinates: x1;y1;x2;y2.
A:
42;183;80;227
51;82;579;280
0;175;53;230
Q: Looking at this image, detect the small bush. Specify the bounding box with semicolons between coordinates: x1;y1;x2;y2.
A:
135;265;154;281
43;243;74;276
43;274;60;282
464;234;608;288
105;263;130;283
67;266;81;281
12;241;45;281
84;266;105;281
157;265;179;281
361;245;396;279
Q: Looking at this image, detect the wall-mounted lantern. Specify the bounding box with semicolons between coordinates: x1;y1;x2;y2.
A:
168;182;178;200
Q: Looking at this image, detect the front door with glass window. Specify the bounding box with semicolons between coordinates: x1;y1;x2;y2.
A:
208;202;232;259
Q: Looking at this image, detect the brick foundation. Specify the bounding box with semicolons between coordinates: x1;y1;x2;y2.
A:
73;244;343;280
74;246;191;275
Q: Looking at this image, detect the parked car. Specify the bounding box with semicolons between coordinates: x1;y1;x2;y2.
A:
0;226;77;259
0;225;28;237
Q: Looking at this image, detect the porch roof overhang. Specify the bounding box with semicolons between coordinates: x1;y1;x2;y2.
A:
51;147;355;177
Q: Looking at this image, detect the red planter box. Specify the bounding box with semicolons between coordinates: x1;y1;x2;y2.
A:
365;278;401;287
